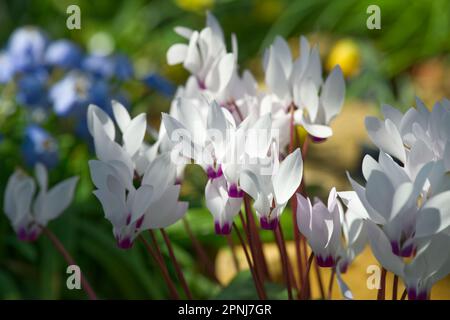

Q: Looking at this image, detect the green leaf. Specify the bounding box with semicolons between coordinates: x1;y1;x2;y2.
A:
213;270;289;300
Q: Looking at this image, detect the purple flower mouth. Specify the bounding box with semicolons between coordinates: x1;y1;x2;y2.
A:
214;221;232;235
206;165;223;180
391;241;415;257
260;216;279;230
316;255;336;268
117;237;133;249
228;183;243;198
309;135;327;143
407;288;428;300
17;227;40;242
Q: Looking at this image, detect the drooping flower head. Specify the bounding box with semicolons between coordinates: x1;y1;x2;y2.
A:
3;163;78;241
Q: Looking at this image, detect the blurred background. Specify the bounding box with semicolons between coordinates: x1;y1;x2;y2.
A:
0;0;450;299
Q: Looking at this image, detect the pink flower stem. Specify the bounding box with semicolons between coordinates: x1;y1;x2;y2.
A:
233;222;267;300
315;258;326;299
377;267;387;300
42;226;98;300
289;105;305;294
301;252;315;300
160;229;193;299
226;234;240;272
140;234;180;299
400;288;407;300
182;218;219;283
392;274;399;300
328;268;336;300
274;225;294;300
243;195;270;281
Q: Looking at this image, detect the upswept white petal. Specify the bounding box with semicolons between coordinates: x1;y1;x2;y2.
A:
321;65;345;124
111;100;131;133
123;113;147;157
87;104;115;141
265;47;289;99
365;117;406;163
273;149;303;205
366;221;404;275
141;185;187;229
34;163;48;191
415;191;450;237
38;176;79;224
167;43;188;65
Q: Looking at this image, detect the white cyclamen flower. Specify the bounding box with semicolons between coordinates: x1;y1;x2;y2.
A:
163;99;274;233
347;152;450;257
241;147;303;230
166;12;235;94
367;222;450;300
263;36;345;141
89;153;188;249
3;163;78;241
87;101;151;176
296;188;342;267
365;98;450;178
296;188;360;299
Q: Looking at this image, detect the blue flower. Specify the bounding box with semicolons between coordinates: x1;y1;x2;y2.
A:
8;26;48;73
81;54;115;79
16;70;49;107
81;53;134;80
22;125;58;168
49;71;111;117
0;51;14;83
113;54;134;81
142;73;175;97
45;40;83;69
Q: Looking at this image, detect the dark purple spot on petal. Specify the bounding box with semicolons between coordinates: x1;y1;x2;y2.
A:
228;183;243;198
214;221;232;235
316;255;336;268
117;237;133;249
309;135;327;143
391;241;401;256
136;215;144;229
260;216;279;230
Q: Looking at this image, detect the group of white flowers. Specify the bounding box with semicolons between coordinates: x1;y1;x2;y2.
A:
3;13;450;300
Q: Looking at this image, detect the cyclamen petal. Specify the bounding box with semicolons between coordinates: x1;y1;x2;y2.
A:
273;148;303;205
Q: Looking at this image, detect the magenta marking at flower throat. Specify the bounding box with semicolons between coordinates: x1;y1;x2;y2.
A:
228;183;243;198
260;216;279;230
407;288;429;300
309;135;327;143
206;165;223;180
117;236;134;249
17;226;40;242
390;241;415;257
214;221;232;235
316;255;336;268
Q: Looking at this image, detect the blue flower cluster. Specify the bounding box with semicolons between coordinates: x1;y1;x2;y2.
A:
0;26;135;168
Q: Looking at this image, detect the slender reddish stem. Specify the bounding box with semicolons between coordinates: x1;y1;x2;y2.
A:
226;234;240;272
301;252;315;300
274;226;293;300
233;222;266;300
160;229;193;299
182;218;218;283
400;288;407;300
377;268;387;300
328;268;336;300
244;195;270;281
140;234;179;299
392;274;398;300
289;105;304;293
315;258;326;299
42;227;97;300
